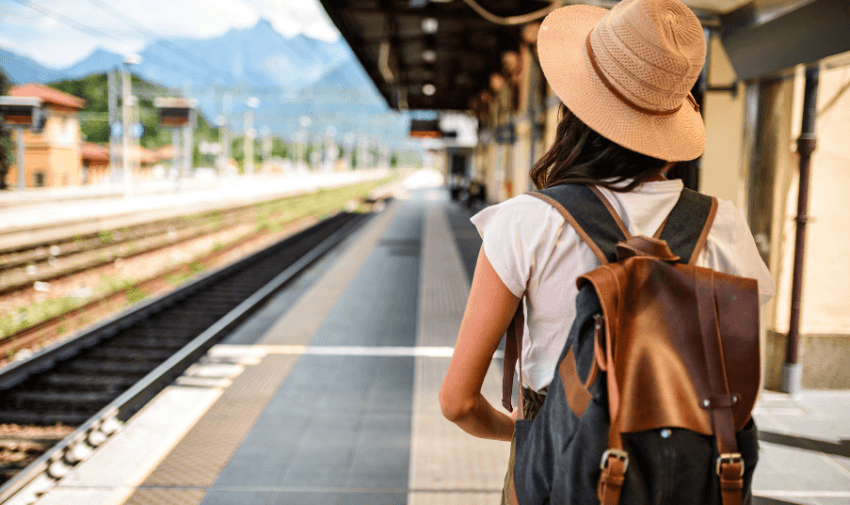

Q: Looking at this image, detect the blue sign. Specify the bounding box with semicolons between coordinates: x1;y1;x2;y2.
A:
111;122;122;138
131;123;144;139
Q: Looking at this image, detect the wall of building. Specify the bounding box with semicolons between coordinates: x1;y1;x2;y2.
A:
761;53;850;389
6;108;82;188
700;35;748;208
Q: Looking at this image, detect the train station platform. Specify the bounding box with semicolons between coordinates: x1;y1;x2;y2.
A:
25;171;850;505
0;169;395;250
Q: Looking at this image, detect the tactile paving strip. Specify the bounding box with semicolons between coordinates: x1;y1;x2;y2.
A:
120;354;297;505
407;201;509;504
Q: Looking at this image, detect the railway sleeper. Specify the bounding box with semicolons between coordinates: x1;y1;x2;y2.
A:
60;359;159;375
7;390;116;407
132;317;222;331
38;373;139;390
83;347;175;361
0;409;95;426
109;334;193;348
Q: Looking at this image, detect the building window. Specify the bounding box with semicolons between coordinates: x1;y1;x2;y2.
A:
34;172;46;187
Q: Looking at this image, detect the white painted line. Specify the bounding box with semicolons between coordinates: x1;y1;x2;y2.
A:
754;491;850;498
257;344;503;359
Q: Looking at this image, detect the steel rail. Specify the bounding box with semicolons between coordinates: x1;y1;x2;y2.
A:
0;209;374;503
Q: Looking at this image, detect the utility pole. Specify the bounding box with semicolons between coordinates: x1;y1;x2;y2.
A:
172;128;181;186
344;133;355;170
108;68;118;183
298;115;311;171
260;126;271;172
244;97;259;175
216;115;228;175
183;107;194;179
15;125;24;189
122;54;140;197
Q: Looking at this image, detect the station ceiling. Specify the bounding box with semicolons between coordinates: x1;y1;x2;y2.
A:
318;0;847;111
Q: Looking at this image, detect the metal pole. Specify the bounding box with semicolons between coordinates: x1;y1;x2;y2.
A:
16;126;25;190
244;109;254;175
223;125;230;173
172;127;181;190
122;64;132;197
183;109;194;179
108;68;117;183
781;65;820;394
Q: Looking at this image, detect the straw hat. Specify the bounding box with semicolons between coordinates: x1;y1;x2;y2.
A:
537;0;706;161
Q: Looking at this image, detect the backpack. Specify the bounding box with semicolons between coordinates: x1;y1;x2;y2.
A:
502;184;761;505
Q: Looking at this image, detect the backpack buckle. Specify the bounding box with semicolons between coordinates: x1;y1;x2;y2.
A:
716;453;744;477
600;448;629;473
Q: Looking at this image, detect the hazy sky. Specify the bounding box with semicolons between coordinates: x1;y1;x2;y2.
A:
0;0;340;68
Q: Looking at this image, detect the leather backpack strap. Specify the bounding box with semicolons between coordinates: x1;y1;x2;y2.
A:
502;305;524;413
696;269;744;505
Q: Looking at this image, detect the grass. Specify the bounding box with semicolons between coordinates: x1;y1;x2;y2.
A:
124;285;149;305
0;296;83;340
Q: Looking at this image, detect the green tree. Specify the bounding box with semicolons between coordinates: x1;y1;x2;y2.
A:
0;69;11;189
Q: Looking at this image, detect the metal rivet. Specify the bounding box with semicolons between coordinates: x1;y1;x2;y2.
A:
660;429;671;439
733;395;739;403
703;399;711;407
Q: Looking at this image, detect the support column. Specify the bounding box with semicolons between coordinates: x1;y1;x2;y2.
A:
782;65;820;394
172;127;181;189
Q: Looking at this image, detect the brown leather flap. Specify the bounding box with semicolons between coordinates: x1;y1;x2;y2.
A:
578;256;760;435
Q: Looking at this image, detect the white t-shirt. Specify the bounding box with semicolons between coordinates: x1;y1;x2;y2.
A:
470;179;776;392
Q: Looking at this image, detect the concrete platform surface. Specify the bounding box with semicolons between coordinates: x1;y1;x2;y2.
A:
22;170;850;505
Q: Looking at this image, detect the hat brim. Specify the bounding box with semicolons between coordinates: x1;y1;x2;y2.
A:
537;5;705;162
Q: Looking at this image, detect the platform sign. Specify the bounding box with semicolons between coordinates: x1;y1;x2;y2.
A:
111;122;123;138
0;97;44;128
131;123;144;139
154;97;197;128
410;119;441;139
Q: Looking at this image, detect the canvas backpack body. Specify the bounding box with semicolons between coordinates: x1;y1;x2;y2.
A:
503;184;761;505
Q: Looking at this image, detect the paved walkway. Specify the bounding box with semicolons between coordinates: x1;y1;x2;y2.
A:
23;173;850;505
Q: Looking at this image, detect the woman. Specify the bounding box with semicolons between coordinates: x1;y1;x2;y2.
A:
438;0;775;501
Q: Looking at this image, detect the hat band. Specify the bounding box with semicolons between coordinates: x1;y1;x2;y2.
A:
585;32;699;117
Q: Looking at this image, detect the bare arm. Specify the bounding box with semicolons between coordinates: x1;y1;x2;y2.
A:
439;246;521;441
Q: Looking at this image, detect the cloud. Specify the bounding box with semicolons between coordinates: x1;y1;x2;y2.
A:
247;0;339;42
0;0;339;68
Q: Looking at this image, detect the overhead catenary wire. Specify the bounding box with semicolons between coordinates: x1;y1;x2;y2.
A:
82;0;230;85
459;0;562;26
7;0;210;81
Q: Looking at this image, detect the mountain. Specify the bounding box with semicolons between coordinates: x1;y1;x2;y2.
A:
0;48;59;83
63;48;125;80
135;19;351;89
314;59;381;99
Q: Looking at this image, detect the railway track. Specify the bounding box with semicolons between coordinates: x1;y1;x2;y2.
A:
0;207;376;503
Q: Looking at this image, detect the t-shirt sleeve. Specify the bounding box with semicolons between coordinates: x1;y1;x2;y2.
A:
469;195;563;298
703;199;776;306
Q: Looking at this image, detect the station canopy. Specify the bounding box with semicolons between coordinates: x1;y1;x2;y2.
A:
319;0;850;111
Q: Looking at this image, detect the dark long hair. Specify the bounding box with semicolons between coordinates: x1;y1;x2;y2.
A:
530;104;673;192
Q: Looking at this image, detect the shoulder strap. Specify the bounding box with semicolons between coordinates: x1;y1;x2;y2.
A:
657;188;718;265
528;184;630;265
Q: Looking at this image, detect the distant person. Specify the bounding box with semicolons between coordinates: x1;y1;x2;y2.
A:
439;0;774;503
